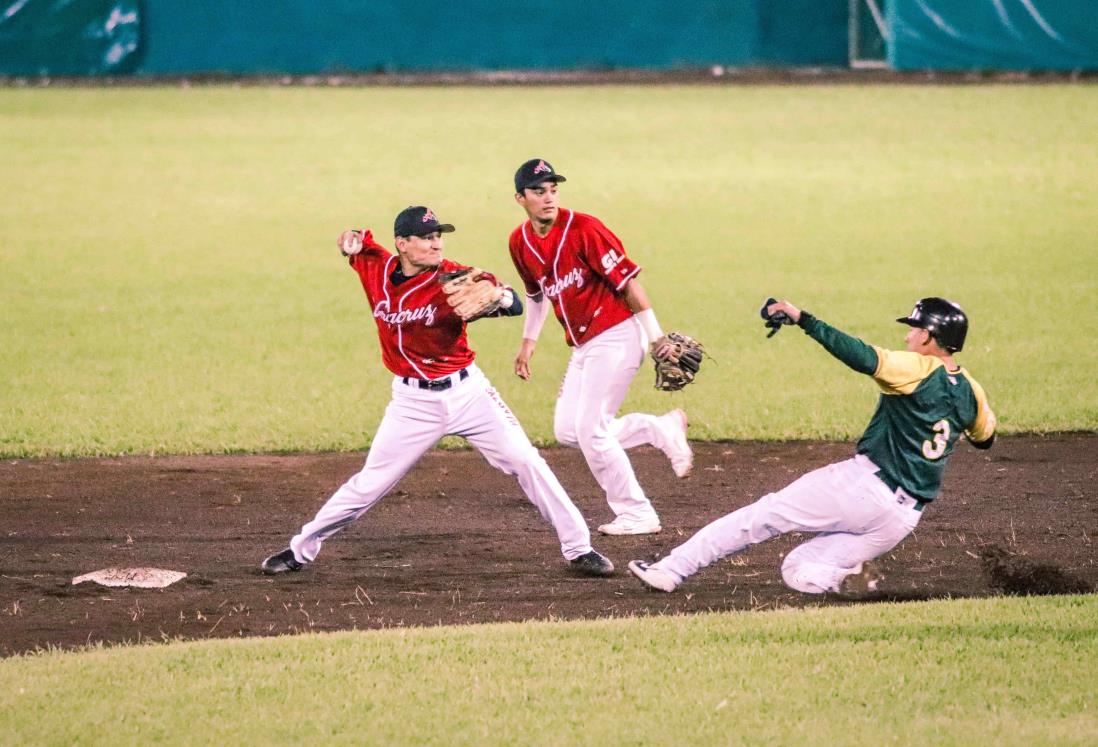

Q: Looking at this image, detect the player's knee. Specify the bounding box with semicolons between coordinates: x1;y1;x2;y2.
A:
554;420;578;447
574;418;610;448
780;551;824;594
497;444;539;473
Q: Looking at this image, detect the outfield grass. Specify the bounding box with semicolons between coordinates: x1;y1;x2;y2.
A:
1;595;1095;745
2;85;1096;456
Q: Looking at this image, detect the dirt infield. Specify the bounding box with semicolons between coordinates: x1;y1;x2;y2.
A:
2;435;1095;656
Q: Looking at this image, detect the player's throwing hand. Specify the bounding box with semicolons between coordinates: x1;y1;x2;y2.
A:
766;300;801;324
338;229;364;256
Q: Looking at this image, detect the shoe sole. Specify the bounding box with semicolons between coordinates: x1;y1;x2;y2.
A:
627;560;676;592
262;562;305;575
261;564;302;575
597;524;662;536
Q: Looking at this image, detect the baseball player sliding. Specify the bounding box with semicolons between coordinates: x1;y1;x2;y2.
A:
508;158;693;537
261;206;614;578
630;297;996;595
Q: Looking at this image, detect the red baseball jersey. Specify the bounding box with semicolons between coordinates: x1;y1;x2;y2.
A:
508;209;640;347
348;231;498;379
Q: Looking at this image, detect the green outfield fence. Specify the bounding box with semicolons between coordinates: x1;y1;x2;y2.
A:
2;0;1096;77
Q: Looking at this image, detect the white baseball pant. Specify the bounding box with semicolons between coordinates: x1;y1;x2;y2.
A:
654;455;922;593
553;317;679;522
290;364;593;563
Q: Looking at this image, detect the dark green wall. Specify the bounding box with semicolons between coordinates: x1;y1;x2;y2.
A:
0;0;848;77
136;1;848;74
6;0;1098;76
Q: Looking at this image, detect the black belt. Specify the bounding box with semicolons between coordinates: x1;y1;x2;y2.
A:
858;453;930;512
876;472;930;511
402;368;469;391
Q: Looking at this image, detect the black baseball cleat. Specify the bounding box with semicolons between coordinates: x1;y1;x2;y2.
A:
570;550;615;577
261;548;306;575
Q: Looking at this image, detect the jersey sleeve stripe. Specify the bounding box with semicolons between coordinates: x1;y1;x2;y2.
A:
614;265;641;291
381;255;396;309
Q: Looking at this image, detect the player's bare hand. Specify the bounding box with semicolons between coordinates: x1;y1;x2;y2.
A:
515;339;537;380
650;335;676;362
766;300;801;324
338;229;363;256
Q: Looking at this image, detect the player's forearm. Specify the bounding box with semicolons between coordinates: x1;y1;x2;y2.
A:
621;279;651;313
522;292;550;341
798;312;878;375
622;280;667;342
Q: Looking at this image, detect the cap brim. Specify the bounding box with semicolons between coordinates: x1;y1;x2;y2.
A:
896;316;918;325
408;223;455;236
518;174;566;192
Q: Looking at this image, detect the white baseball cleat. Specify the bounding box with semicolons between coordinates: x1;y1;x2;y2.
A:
662;408;693;478
597;515;662;536
628;560;679;592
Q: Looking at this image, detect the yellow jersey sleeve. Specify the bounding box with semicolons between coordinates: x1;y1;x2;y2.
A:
871;347;944;395
960;370;997;442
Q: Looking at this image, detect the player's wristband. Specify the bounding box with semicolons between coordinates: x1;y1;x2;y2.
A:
969;433;995;450
796;311;816;329
636;308;664;343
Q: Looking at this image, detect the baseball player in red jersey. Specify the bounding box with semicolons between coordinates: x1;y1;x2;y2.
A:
261;206;614;577
508;159;693;537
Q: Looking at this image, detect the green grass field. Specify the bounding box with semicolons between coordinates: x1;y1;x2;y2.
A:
3;85;1097;744
2;85;1096;456
2;595;1095;745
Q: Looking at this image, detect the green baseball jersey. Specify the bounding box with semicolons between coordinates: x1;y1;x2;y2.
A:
799;313;996;502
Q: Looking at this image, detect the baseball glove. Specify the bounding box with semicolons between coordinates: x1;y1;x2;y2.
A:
652;332;705;392
439;267;504;321
760;297;795;338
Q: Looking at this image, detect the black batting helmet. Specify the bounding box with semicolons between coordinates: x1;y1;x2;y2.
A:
896;297;968;352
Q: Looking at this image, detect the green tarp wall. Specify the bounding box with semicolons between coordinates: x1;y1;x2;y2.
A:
2;0;847;76
0;0;140;76
3;0;1097;76
889;0;1098;71
137;0;848;73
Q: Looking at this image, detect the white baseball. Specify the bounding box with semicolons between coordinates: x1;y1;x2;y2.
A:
339;230;363;255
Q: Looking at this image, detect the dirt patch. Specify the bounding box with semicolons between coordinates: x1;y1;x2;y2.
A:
980;545;1093;596
1;435;1095;656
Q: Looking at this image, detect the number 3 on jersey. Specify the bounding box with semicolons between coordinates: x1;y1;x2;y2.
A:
922;419;950;460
